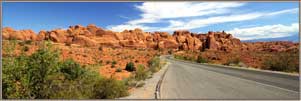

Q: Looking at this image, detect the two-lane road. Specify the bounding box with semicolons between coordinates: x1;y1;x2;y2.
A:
160;57;300;99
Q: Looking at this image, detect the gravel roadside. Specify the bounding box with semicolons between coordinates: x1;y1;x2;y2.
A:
120;61;170;99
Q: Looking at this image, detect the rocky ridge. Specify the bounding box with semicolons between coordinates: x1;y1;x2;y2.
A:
2;24;249;52
2;24;299;53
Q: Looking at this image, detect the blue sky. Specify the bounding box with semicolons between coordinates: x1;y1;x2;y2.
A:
2;2;299;40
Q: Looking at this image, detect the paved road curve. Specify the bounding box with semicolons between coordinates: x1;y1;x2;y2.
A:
160;57;300;100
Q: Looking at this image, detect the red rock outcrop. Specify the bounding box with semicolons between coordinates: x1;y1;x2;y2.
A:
72;35;97;47
2;27;37;40
243;41;299;52
3;24;297;53
36;30;47;41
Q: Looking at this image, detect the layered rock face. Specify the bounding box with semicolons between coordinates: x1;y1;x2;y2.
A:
2;25;296;52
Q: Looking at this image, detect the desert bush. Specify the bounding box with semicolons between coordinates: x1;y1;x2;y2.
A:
2;55;30;98
135;64;148;81
25;42;61;98
93;78;128;99
168;49;173;54
264;53;299;72
125;62;135;72
65;43;71;46
148;56;161;73
59;59;85;80
224;56;240;66
18;41;25;46
2;41;129;99
175;54;193;61
24;40;33;45
22;46;30;52
95;59;103;65
123;76;137;88
116;67;122;72
111;60;117;68
174;55;182;60
106;60;111;65
98;46;103;51
196;55;207;63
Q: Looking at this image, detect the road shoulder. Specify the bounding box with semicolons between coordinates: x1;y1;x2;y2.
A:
120;62;170;99
171;57;299;77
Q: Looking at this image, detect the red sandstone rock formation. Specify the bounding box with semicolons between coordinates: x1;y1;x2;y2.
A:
2;24;297;52
2;27;37;40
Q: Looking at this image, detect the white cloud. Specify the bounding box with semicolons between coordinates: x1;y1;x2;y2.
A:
107;24;155;32
227;23;299;40
161;12;263;31
160;8;298;31
108;2;298;34
109;2;245;31
128;18;159;25
169;20;185;27
266;8;298;16
129;2;245;24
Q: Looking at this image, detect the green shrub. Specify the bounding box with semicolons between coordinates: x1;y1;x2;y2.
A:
26;44;61;98
196;55;207;63
2;41;129;99
22;46;30;52
24;40;33;45
125;62;135;72
264;53;299;72
2;55;30;99
106;60;111;65
93;78;129;99
135;64;147;81
111;60;117;68
95;59;103;65
148;57;161;73
18;41;25;46
2;40;30;99
98;46;103;51
116;67;122;72
123;76;137;88
174;55;185;60
59;59;85;80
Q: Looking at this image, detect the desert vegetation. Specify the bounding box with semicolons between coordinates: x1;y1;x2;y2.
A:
196;54;208;63
173;50;299;73
121;56;165;89
125;62;135;72
263;52;299;73
2;39;168;99
2;41;129;99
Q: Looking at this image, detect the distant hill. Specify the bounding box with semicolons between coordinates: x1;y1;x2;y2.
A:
242;34;299;42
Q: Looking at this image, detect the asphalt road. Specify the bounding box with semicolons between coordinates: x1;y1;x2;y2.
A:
160;57;300;100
